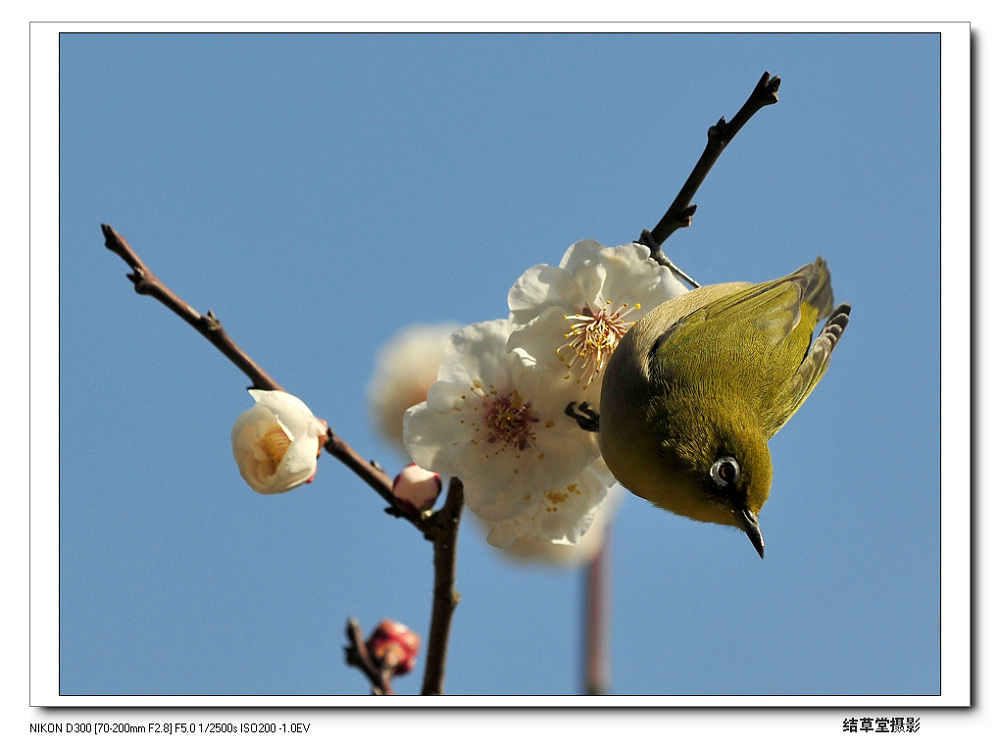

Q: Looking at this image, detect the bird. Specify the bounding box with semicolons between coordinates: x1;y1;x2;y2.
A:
597;258;850;558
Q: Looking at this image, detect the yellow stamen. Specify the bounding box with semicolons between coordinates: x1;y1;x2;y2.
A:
558;301;642;386
259;425;292;473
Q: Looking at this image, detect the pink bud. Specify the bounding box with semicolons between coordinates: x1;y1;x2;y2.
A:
367;620;421;676
392;463;442;513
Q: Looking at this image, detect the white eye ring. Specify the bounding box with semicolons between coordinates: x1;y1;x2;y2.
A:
710;456;740;489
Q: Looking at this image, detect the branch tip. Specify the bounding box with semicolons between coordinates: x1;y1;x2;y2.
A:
645;70;780;250
757;71;781;102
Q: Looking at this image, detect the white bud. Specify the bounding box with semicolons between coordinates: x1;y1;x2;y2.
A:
231;389;327;494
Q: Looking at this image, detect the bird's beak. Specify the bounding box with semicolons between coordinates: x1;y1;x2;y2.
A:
739;507;765;559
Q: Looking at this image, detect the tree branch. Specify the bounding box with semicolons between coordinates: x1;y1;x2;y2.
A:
101;224;283;391
323;428;413;520
639;71;781;262
101;223;465;695
101;223;406;506
420;477;465;695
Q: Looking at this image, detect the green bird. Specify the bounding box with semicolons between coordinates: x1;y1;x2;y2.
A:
598;258;850;558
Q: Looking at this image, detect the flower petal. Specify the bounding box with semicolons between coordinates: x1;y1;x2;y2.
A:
508;263;586;323
484;461;616;547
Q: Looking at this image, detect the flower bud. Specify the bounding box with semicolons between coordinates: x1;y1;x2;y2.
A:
366;620;420;676
231;389;327;494
392;463;442;513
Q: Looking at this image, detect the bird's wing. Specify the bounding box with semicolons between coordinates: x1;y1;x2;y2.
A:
650;271;812;375
761;303;851;438
692;275;808;346
648;261;842;436
693;259;831;338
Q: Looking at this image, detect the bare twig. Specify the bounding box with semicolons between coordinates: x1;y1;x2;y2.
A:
101;224;406;508
639;71;781;264
344;618;395;695
420;477;465;696
101;224;283;391
101;224;466;694
638;229;702;288
322;428;419;523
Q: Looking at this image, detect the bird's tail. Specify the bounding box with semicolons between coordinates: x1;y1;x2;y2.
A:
794;257;834;320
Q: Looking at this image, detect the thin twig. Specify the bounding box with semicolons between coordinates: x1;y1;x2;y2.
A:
344;618;395;695
101;223;406;509
101;223;465;695
420;477;465;695
638;229;702;288
640;71;781;254
323;428;423;526
101;224;283;392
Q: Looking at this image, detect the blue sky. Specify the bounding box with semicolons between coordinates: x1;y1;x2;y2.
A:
51;29;961;702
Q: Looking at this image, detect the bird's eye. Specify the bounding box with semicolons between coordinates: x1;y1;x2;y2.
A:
710;456;740;489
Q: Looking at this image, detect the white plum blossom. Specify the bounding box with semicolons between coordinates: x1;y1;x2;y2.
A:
507;239;688;403
367;322;459;456
494;483;624;566
231;389;327;494
400;240;687;548
482;459;618;550
403;318;601;535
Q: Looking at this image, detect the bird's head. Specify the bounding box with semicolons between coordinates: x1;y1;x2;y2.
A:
649;399;773;558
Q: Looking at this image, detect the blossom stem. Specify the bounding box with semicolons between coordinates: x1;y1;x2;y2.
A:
102;224;469;695
420;477;465;695
641;71;781;249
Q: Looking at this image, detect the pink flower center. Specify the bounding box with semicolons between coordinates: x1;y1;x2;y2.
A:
482;389;539;452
